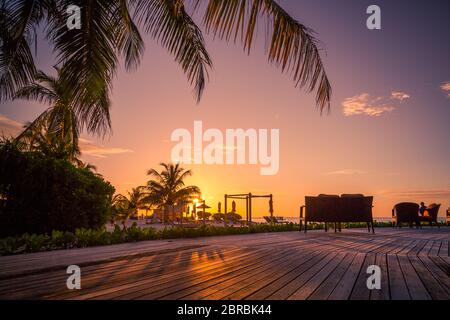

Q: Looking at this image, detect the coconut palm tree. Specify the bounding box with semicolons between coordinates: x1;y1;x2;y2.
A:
12;69;105;165
146;162;200;224
1;0;331;138
0;0;138;136
111;186;150;226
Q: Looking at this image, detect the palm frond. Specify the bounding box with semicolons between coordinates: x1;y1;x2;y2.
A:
116;0;145;71
199;0;331;112
0;0;52;101
45;0;118;135
133;0;212;102
13;70;59;104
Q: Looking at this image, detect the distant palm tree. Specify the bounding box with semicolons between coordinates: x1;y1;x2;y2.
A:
1;0;331;138
112;186;150;226
79;162;103;177
13;69;108;165
146;162;200;224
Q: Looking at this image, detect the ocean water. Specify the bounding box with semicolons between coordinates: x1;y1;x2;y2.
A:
251;216;447;224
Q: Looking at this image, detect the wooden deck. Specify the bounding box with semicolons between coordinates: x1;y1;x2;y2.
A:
0;227;448;300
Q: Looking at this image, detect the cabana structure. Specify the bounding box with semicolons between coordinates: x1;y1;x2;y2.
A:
224;193;274;224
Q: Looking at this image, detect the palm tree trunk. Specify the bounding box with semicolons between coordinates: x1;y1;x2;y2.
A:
163;206;168;224
172;204;175;225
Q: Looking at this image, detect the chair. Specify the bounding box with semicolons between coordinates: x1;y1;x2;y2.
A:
340;195;374;233
447;207;450;226
300;195;339;233
419;203;441;228
392;202;420;228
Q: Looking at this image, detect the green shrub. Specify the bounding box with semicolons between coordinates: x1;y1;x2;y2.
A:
0;236;21;255
0;141;115;237
125;223;142;242
21;233;51;253
110;224;124;244
50;230;76;249
75;228;111;247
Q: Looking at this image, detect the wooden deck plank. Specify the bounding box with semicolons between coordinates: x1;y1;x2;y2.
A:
308;252;356;300
1;246;249;299
192;250;306;300
267;252;338;300
349;253;376;300
0;228;449;300
327;253;365;300
438;241;448;257
288;252;347;300
408;255;449;300
418;255;450;294
397;255;431;300
387;254;411;300
243;250;326;300
428;241;441;257
370;253;390;300
0;246;243;294
85;248;284;300
428;256;449;276
223;250;323;300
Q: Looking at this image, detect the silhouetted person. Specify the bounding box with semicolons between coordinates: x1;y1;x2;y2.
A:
419;202;427;216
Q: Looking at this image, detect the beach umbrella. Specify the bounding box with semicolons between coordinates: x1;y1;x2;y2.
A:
218;202;222;213
196;203;211;209
232;200;236;213
196;201;211;224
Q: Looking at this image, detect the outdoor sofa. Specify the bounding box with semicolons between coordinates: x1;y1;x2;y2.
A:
300;194;374;233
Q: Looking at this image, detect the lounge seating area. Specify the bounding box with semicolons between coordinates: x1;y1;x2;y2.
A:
299;194;374;233
392;202;441;228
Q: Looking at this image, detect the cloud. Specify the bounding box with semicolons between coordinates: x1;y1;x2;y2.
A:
342;91;410;117
381;189;450;199
440;81;450;97
0;114;24;137
79;138;133;158
342;93;394;117
324;169;366;175
391;91;410;101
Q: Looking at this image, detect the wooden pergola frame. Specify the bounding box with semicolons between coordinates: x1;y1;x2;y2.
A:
224;193;273;224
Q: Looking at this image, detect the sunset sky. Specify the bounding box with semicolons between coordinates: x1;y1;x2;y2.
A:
1;0;449;218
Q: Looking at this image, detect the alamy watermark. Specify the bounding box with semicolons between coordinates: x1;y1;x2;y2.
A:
171;121;279;175
366;265;381;290
66;265;81;290
66;5;81;30
367;5;381;30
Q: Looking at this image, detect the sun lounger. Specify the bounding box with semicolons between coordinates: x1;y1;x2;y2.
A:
264;216;289;224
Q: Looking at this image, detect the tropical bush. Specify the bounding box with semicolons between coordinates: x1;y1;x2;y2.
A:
0;141;115;237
